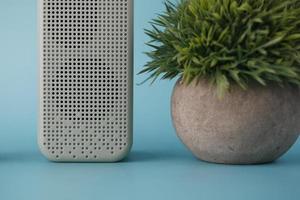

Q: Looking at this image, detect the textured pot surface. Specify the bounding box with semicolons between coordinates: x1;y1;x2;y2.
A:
172;80;300;164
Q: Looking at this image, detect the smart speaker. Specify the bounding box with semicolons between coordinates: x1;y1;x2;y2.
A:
38;0;133;162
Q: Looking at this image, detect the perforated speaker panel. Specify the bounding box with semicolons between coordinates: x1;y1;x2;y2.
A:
38;0;133;162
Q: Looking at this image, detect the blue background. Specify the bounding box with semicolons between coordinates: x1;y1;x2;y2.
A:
0;0;300;200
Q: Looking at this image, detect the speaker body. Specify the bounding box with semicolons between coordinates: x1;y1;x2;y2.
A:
38;0;133;162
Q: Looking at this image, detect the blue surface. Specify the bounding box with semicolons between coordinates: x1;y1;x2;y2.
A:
0;0;300;200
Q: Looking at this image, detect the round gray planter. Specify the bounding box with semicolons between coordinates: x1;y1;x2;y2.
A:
171;80;300;164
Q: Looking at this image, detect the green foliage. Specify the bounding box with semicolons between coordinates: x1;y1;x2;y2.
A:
140;0;300;96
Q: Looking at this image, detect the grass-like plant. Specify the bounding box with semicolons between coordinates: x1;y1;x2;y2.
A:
140;0;300;96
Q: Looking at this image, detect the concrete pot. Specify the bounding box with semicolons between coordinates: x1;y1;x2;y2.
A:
171;80;300;164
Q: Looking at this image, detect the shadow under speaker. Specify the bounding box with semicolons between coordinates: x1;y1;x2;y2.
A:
38;0;133;162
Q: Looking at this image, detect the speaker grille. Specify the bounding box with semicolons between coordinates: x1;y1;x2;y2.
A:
39;0;133;162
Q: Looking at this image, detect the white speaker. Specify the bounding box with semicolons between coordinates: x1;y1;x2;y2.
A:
38;0;133;162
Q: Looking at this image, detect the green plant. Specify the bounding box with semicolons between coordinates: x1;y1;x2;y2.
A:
140;0;300;96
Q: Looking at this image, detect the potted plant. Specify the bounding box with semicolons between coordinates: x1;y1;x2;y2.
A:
140;0;300;164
